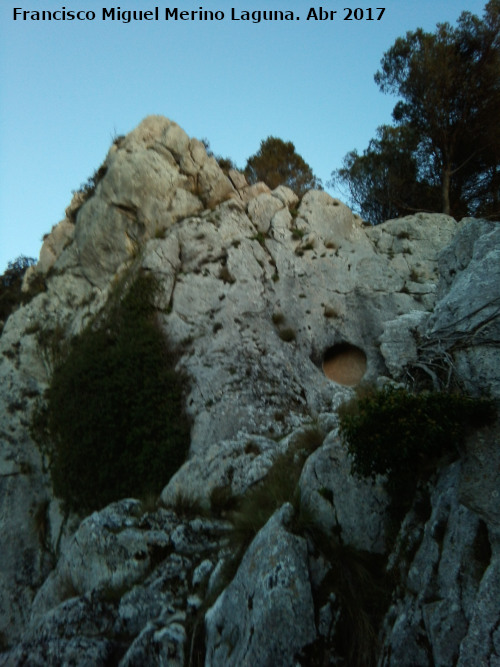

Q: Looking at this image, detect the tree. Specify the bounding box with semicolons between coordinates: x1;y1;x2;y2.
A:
330;125;441;224
245;137;322;197
374;1;500;217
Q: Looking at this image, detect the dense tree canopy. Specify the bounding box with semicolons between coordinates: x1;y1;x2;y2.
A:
332;1;500;222
331;125;441;224
245;137;322;197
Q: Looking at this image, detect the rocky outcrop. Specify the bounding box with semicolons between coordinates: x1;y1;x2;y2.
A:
379;452;500;667
205;504;316;666
0;116;499;664
423;218;500;397
299;431;389;553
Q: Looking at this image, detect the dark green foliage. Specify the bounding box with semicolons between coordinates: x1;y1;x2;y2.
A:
374;1;500;218
245;136;322;197
250;232;267;246
339;385;496;518
40;273;190;512
0;256;37;331
331;2;500;221
168;491;205;518
216;156;237;174
330;125;441;224
35;323;67;372
1;256;35;289
209;485;239;517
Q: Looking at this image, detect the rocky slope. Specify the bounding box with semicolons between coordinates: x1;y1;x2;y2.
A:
0;115;499;665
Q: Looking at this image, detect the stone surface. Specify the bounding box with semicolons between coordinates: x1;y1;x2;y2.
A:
299;431;389;553
161;435;284;509
1;115;499;665
205;504;316;666
380;463;500;666
459;419;500;540
31;219;75;277
247;192;285;234
423;218;500;396
380;310;429;380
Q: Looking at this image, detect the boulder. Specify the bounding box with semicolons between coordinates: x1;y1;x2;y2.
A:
32;219;75;277
247;192;284;234
205;504;316;666
299;432;389;553
380;310;429;380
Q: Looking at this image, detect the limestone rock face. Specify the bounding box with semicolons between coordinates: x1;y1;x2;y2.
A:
205;504;316;666
32;219;75;277
0;116;499;664
423;218;500;396
379;459;500;667
299;431;389;553
379;310;428;378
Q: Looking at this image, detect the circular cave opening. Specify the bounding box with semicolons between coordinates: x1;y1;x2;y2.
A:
322;342;367;386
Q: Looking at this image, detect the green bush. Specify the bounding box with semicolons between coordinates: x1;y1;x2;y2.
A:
38;273;190;513
339;385;496;518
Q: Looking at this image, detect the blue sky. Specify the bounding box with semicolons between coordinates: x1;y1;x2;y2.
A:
0;0;489;273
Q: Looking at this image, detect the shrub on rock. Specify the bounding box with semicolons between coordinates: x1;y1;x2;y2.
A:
339;385;496;518
39;273;190;512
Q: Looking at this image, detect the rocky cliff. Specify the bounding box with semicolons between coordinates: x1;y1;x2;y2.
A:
0;115;499;666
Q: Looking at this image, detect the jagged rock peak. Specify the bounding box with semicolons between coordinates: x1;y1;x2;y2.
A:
30;115;254;286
